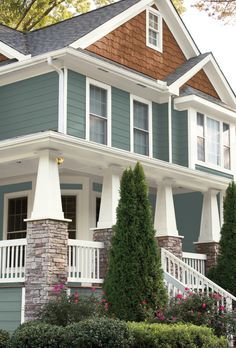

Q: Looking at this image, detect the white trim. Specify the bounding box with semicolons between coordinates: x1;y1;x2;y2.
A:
63;67;68;134
21;287;25;324
146;7;163;53
0;41;31;61
86;77;111;147
3;190;32;240
130;94;153;158
168;95;172;163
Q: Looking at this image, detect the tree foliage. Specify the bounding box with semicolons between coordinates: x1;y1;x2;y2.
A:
104;162;167;322
208;182;236;296
193;0;236;22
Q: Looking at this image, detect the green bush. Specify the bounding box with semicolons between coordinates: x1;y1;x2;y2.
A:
0;329;10;348
128;322;228;348
62;317;133;348
9;322;64;348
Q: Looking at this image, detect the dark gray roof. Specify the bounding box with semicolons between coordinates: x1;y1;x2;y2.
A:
0;0;139;57
180;85;236;112
165;53;210;86
0;24;28;55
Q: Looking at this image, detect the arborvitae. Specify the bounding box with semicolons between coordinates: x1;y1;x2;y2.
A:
208;182;236;296
104;163;167;321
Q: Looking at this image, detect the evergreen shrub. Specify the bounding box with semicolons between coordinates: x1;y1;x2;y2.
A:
0;329;10;348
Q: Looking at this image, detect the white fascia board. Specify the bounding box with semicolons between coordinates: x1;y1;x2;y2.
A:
70;0;153;49
174;95;236;122
0;41;31;61
169;55;211;93
157;0;199;59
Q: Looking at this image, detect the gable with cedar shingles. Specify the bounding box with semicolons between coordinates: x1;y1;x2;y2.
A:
0;54;8;62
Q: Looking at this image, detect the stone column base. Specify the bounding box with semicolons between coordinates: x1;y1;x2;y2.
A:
195;242;219;273
156;236;183;258
93;228;113;280
25;219;68;321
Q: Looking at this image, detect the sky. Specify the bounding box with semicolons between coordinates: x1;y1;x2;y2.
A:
182;1;236;93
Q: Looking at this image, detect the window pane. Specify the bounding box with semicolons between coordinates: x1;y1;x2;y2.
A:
90;85;107;118
96;197;101;228
197;137;205;162
206;117;220;165
7;197;27;240
62;196;76;239
224;146;230;169
149;29;158;46
197;113;204;137
90;115;107;145
149;12;158;30
134;129;149;156
223;123;230;146
134;101;149;130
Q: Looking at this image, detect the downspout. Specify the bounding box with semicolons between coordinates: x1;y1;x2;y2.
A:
168;95;173;163
47;57;66;134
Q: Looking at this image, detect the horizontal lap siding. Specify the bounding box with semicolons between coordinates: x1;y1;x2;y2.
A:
112;87;130;151
153;102;169;162
0;73;58;140
0;287;22;333
172;108;188;167
67;70;86;139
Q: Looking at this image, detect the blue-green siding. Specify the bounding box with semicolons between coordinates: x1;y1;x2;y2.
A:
172;108;188;167
195;164;234;179
0;73;58;140
112;87;130;151
0;287;22;332
174;192;203;252
0;182;32;240
60;184;83;190
67;70;86;139
152;103;169;162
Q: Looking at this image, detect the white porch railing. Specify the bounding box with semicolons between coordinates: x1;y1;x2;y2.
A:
161;247;236;310
182;252;207;275
0;239;26;283
68;239;104;283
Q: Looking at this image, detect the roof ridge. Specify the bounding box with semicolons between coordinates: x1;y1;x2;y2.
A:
0;22;24;33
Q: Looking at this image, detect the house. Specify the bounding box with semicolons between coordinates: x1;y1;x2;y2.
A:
0;0;236;332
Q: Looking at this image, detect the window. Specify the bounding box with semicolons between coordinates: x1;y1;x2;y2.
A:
146;8;162;52
87;79;111;146
196;113;230;169
7;197;27;240
62;195;76;239
132;99;151;156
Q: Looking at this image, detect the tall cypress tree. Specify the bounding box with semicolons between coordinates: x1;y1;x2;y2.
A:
208;182;236;296
104;163;167;321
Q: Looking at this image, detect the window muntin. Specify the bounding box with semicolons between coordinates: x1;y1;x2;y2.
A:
147;8;162;52
89;84;108;145
7;197;27;240
62;195;76;239
196;113;231;169
133;100;149;156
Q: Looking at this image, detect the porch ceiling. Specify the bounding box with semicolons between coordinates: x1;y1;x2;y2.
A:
0;131;231;192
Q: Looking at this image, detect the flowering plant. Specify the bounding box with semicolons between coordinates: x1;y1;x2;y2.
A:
154;289;236;338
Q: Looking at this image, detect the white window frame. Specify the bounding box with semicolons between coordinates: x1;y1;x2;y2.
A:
130;94;153;157
195;112;232;172
3;191;32;240
146;7;163;53
86;78;111;147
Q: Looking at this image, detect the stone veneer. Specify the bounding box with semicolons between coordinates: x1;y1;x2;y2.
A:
24;219;68;321
195;242;219;273
93;228;113;280
156;236;183;258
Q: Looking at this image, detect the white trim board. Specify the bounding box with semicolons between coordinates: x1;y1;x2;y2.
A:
0;41;31;61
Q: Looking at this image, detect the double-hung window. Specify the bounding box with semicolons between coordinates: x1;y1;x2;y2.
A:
7;196;28;240
132;97;152;156
62;195;76;239
146;7;163;52
87;79;111;146
196;112;230;169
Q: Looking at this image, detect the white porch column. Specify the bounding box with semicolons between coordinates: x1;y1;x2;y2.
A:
154;179;178;237
97;167;120;229
198;189;221;243
30;150;64;221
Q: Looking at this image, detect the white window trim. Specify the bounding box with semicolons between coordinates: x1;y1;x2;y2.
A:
146;7;163;53
195;112;233;173
86;77;112;147
61;190;80;239
3;190;32;240
130;94;153;158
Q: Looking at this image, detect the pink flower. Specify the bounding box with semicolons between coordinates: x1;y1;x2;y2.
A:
219;305;225;311
212;293;222;300
202;303;207;309
74;291;79;304
140;300;148;305
185;287;189;291
91;287;96;292
104;303;109;311
53;283;65;293
176;294;183;299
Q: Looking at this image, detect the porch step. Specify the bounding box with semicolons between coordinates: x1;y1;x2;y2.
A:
161;247;236;309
